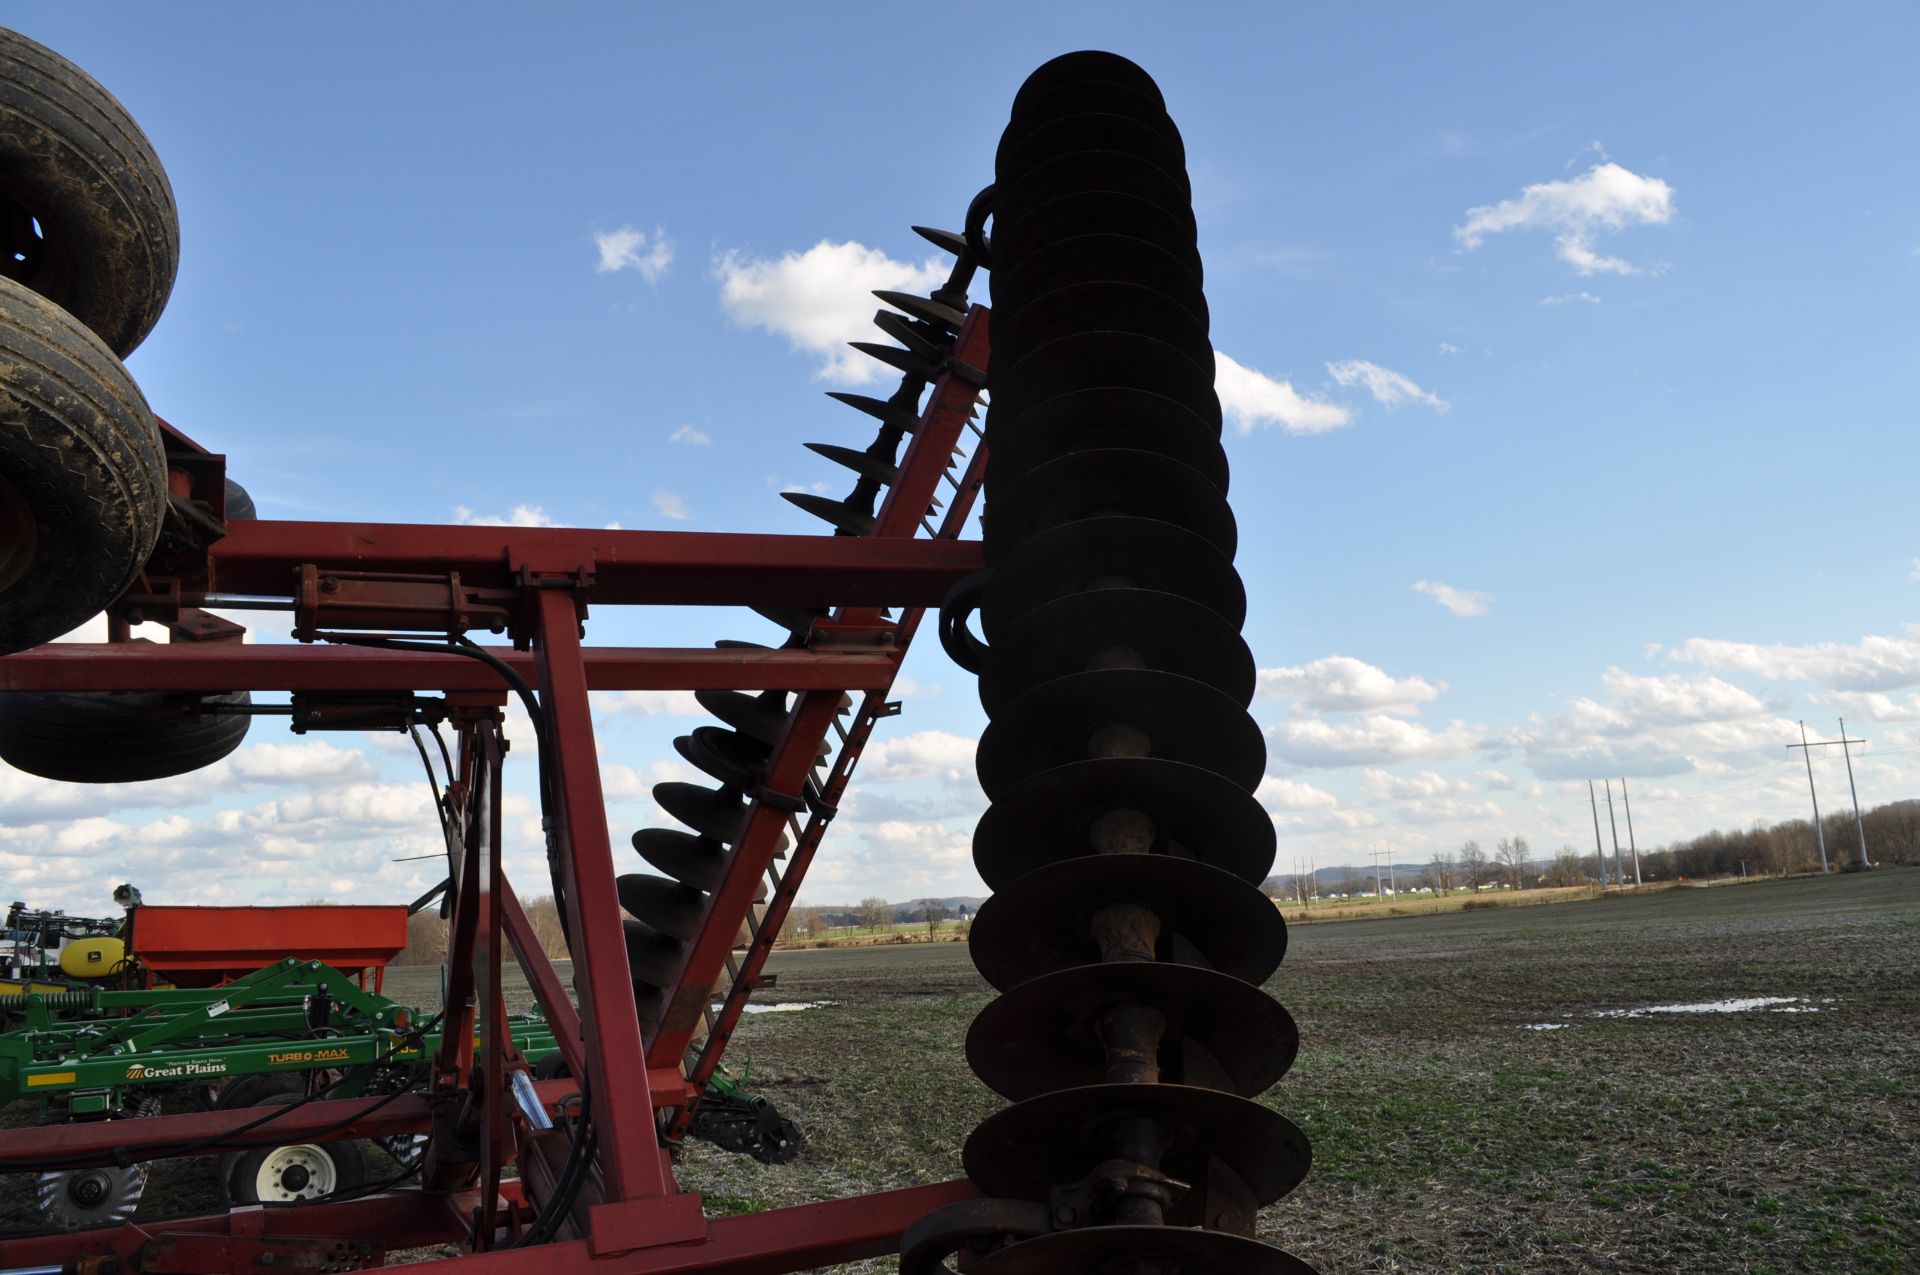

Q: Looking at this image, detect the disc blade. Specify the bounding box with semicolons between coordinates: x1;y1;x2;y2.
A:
989;332;1218;429
968;854;1287;992
991;282;1209;383
631;828;726;892
804;441;898;485
993;193;1199;285
976;587;1254;715
849;340;940;382
675;726;768;790
982;448;1233;566
654;781;747;844
782;491;875;536
825;391;920;432
982;386;1225;492
977;517;1245;641
991;234;1206;334
998;116;1190;202
623;919;686;987
912;225;970;257
696;689;787;747
1010;51;1166;115
616;874;706;942
973;1228;1316;1275
872;310;949;364
971;758;1274;891
962;1082;1311;1216
874;289;967;330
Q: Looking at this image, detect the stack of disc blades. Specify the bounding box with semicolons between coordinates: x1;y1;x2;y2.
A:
620;233;982;1040
907;51;1317;1274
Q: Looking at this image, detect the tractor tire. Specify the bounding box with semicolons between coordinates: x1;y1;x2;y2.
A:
0;688;250;782
217;1083;369;1205
0;274;167;655
0;26;178;356
224;476;255;522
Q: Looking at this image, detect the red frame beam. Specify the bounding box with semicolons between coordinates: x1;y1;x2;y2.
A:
207;522;980;606
0;643;907;692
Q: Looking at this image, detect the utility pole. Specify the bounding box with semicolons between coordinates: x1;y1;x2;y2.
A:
1620;777;1643;885
1787;721;1830;873
1837;718;1870;869
1588;780;1609;888
1604;779;1625;886
1369;846;1395;898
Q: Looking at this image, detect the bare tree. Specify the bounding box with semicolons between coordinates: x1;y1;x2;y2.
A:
1427;851;1455;896
1495;836;1531;888
1541;848;1589;887
1459;841;1488;893
396;910;448;965
857;896;892;931
920;899;947;940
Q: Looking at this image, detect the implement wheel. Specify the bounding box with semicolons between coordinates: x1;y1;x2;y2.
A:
218;1078;369;1205
0;26;179;356
0;688;250;781
0;274;166;655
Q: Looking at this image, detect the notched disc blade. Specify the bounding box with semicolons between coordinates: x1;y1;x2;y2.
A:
977;668;1262;798
622;919;686;987
977;587;1254;714
874;289;967;330
963;1082;1312;1216
977;517;1245;641
782;491;875;536
972;758;1274;891
983;448;1233;566
805;441;898;485
965;961;1299;1100
630;828;726;892
654;781;747;844
616;873;706;942
968;854;1287;992
973;1228;1317;1275
825;390;920;432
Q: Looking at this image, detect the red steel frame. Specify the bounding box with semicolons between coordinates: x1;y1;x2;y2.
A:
0;310;991;1272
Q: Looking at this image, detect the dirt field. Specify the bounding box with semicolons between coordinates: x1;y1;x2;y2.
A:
5;870;1915;1273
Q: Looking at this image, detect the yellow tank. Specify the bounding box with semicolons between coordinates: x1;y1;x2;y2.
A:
58;936;125;980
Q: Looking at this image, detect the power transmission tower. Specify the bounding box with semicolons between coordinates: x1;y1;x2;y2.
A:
1369;847;1395;898
1619;777;1642;885
1837;718;1870;869
1588;780;1609;888
1604;779;1625;886
1781;721;1827;871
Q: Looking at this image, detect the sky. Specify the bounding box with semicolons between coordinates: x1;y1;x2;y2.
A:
7;2;1920;914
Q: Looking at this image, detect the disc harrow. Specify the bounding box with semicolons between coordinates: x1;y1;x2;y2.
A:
906;51;1317;1273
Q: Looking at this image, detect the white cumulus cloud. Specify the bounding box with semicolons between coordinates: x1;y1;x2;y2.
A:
716;240;945;383
1257;655;1445;716
1267;715;1479;768
1413;580;1492;617
1213;351;1351;435
594;225;674;281
1455;161;1674;276
1539;291;1603;306
1667;632;1920;691
651;489;691;521
669;425;711;446
454;504;556;528
1326;360;1448;411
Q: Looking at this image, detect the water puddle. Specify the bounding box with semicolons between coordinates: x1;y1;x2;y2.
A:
1521;1023;1569;1031
1594;996;1824;1018
719;1000;837;1015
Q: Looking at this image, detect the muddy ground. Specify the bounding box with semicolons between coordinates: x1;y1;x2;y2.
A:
5;870;1916;1272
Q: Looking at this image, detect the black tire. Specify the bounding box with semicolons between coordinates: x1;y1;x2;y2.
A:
223;477;255;522
0;688;250;782
0;274;166;655
218;1087;369;1205
0;26;178;356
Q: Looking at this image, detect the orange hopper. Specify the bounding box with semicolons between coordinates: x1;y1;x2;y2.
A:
126;904;410;991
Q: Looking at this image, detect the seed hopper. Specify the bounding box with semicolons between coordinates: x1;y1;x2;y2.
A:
0;30;1313;1275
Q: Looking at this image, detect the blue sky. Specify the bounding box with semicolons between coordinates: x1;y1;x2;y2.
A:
8;3;1920;911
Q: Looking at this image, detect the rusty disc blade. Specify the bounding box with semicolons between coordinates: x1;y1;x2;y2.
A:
962;1082;1312;1215
976;669;1262;799
968;855;1286;992
616;874;706;943
622;919;685;988
972;758;1273;891
972;1227;1317;1275
991;283;1210;381
978;587;1253;715
977;517;1244;641
1011;51;1165;115
982;449;1232;567
653;781;747;844
630;828;726;892
965;961;1298;1100
984;387;1224;491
